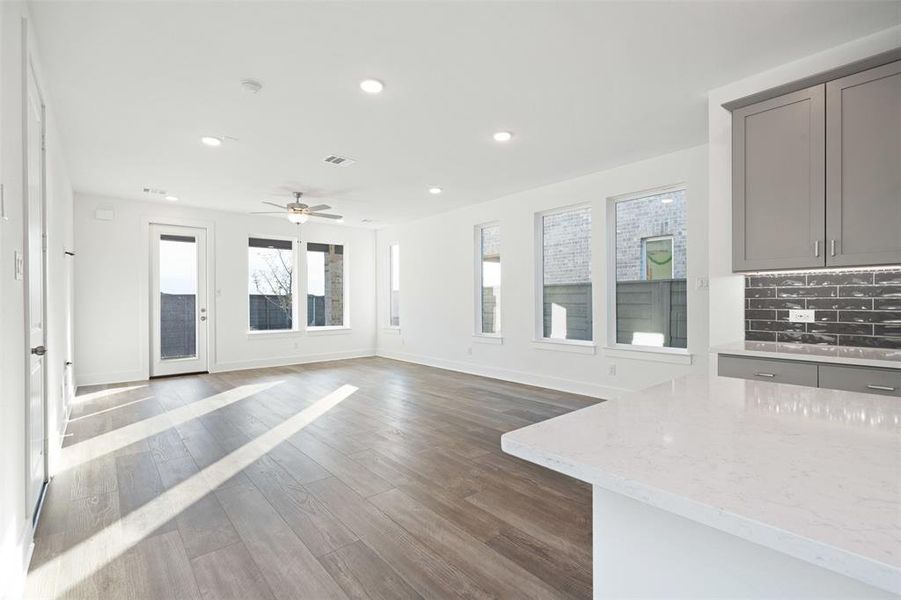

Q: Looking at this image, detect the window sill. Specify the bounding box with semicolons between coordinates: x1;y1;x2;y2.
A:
247;329;300;338
531;338;597;355
604;345;693;365
382;327;401;335
306;326;352;336
472;334;503;345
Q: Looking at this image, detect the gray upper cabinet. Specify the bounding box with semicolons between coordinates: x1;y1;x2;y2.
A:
825;61;901;267
732;85;826;271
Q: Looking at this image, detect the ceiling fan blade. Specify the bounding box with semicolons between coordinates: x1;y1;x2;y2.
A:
250;211;285;214
262;201;288;209
306;204;330;212
309;212;343;220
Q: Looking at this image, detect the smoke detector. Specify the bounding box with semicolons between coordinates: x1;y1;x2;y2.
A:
323;154;356;167
241;79;263;94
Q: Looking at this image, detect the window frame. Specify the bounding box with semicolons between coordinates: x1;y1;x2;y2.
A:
533;203;596;350
605;183;691;361
246;234;299;334
474;222;502;340
304;241;350;332
387;243;400;329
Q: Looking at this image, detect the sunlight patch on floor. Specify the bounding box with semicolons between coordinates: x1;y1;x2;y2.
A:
67;396;154;423
34;383;358;598
72;384;148;405
62;381;281;471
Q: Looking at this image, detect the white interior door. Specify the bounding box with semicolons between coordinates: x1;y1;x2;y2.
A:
25;62;47;521
150;225;208;377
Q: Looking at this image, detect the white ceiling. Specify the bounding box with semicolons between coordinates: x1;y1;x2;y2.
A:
30;1;901;226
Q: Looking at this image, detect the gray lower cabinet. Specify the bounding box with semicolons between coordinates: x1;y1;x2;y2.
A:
718;355;819;387
818;364;901;397
732;85;826;271
825;61;901;267
718;354;901;397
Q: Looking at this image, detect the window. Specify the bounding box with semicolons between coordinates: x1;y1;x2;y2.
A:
539;206;592;341
389;244;400;327
612;188;687;349
306;243;345;328
477;224;501;335
248;237;295;331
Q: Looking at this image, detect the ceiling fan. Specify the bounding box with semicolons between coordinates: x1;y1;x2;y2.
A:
251;192;343;224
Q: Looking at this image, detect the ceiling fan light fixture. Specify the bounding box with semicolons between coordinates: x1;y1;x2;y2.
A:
288;212;309;224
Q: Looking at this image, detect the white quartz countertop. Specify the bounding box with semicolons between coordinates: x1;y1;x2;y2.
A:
713;340;901;369
501;375;901;594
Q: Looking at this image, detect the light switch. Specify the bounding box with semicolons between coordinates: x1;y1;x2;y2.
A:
14;251;23;280
789;309;815;323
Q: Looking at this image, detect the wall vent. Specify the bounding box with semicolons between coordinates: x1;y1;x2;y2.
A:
323;154;356;167
143;186;167;196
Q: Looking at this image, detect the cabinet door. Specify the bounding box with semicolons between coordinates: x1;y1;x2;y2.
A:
826;61;901;267
732;85;826;271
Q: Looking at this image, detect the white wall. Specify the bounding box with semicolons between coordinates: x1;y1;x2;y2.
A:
706;25;901;354
0;3;75;598
375;145;709;398
73;194;377;386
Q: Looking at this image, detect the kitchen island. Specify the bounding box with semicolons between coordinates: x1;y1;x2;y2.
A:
502;374;900;599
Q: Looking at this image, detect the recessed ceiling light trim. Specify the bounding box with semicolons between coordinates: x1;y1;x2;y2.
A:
428;187;443;195
201;136;223;147
165;195;179;202
493;131;514;142
360;79;384;94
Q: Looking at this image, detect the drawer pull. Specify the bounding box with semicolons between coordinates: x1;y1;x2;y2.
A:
866;384;896;392
754;372;776;378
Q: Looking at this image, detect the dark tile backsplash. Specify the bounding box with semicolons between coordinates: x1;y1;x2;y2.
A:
745;269;901;349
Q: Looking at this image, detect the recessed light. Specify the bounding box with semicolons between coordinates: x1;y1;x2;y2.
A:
493;131;514;142
428;187;442;195
201;136;223;147
360;79;384;94
165;195;179;202
661;197;674;204
336;218;345;224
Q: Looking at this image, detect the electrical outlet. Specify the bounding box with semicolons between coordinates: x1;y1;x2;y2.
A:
466;347;472;355
789;309;815;323
608;364;616;376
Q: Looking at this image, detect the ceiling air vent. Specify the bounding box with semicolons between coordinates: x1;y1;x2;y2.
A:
143;187;167;196
323;154;356;167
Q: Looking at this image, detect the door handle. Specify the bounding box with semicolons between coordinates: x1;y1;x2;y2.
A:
814;240;820;257
866;384;896;392
830;239;836;257
31;345;46;356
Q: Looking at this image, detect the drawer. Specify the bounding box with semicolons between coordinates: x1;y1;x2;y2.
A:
818;364;901;397
718;355;818;387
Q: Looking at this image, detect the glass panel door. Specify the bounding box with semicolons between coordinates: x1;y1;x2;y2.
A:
150;225;208;376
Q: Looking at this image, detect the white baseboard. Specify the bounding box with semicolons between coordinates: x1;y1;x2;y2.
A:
376;349;629;399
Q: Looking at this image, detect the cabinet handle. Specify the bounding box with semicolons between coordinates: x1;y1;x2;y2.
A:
830;239;836;257
866;384;896;392
814;240;820;257
754;372;776;378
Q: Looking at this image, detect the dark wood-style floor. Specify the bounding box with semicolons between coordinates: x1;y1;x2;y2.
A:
25;357;595;599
